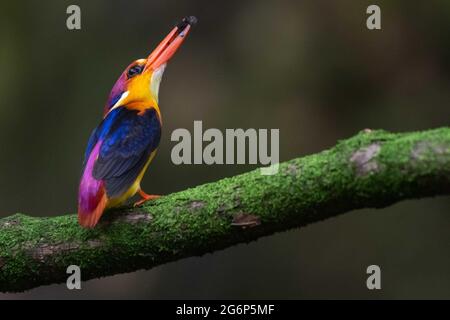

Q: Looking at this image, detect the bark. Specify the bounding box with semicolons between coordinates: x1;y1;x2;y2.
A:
1;127;449;292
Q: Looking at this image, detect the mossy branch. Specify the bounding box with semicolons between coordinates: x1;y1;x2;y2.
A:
1;127;450;292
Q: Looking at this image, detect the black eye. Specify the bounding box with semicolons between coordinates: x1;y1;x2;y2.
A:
127;65;144;78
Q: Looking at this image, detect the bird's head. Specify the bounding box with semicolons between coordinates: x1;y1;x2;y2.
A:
103;16;197;115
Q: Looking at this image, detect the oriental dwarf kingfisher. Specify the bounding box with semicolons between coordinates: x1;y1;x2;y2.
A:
78;16;197;228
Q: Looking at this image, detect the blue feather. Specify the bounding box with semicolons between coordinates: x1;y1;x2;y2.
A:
91;107;161;197
83;108;123;167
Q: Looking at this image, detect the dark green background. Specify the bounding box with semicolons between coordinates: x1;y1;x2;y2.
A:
1;0;449;299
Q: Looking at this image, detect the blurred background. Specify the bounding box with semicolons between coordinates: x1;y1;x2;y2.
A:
0;0;450;299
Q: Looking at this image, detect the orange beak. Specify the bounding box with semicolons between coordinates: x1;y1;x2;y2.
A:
145;16;197;71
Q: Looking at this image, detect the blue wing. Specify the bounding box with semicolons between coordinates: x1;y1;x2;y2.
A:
82;107;123;167
87;107;161;198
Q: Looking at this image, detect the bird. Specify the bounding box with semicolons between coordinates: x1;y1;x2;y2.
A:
78;16;197;228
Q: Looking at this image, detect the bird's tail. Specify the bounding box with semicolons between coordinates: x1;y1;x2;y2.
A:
78;142;108;228
78;192;107;228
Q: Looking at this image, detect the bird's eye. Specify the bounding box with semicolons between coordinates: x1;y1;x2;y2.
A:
127;65;144;78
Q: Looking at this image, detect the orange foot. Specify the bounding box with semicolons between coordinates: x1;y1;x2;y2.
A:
134;190;161;207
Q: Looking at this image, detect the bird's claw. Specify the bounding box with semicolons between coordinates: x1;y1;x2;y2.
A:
134;192;161;207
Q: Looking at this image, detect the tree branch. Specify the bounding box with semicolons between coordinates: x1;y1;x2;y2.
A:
1;127;450;292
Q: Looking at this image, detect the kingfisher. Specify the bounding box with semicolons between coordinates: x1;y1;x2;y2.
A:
78;16;197;228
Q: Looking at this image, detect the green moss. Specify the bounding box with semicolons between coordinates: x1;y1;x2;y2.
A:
1;127;450;292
